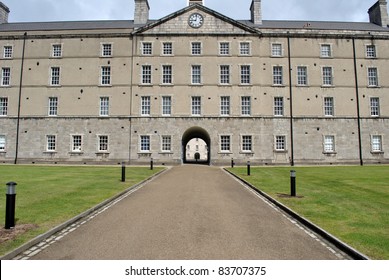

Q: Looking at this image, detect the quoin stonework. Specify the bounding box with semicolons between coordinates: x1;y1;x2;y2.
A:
0;0;388;165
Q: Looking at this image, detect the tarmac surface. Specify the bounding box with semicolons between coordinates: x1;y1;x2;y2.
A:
29;165;344;260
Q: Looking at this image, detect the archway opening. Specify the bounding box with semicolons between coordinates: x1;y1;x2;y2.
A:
182;127;211;165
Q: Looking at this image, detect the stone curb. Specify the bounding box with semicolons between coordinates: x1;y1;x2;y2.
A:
224;168;370;260
0;167;169;260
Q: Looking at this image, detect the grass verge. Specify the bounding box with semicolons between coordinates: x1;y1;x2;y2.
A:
0;165;163;256
228;166;389;260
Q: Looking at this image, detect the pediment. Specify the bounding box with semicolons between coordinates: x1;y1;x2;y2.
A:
133;4;260;35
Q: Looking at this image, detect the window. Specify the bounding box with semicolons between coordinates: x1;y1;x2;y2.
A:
191;65;202;84
322;67;333;86
241;96;251;116
100;97;109;116
142;65;152;84
220;96;230;116
191;96;201;116
191;42;202;55
101;66;111;85
242;135;252;152
275;136;286;151
72;135;82;152
48;97;58;116
50;67;60;86
368;67;378;87
371;135;383;152
162;96;172;116
142;42;152;55
271;43;283;57
161;136;171;152
219;42;230;55
3;46;12;58
297;66;308;86
220;65;230;84
0;97;7;116
101;43;112;57
1;68;11;86
162;42;173;55
324;135;335;153
370;97;380;117
366;45;376;58
274;97;284;116
52;44;62;57
220;135;231;152
320;44;332;58
162;65;173;84
240;42;250;55
140;136;150;152
324;97;334;116
240;65;251;85
0;135;5;151
46;135;56;152
141;96;151;116
98;135;109;152
273;66;283;85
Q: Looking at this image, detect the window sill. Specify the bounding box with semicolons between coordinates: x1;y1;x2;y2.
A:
219;151;232;155
321;85;335;88
99;85;112;87
96;151;109;155
138;152;151;155
159;151;173;154
272;84;285;87
138;84;153;87
274;150;288;153
371;151;384;155
323;152;337;155
43;151;57;154
69;151;84;155
367;86;380;89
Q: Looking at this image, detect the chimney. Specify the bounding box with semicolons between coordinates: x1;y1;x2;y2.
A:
189;0;204;6
134;0;150;25
0;2;10;24
368;0;389;27
250;0;262;25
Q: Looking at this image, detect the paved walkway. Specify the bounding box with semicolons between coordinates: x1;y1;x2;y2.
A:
28;165;344;260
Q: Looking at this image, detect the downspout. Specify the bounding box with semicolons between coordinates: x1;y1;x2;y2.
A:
128;34;136;164
14;32;27;165
352;38;364;166
287;33;295;166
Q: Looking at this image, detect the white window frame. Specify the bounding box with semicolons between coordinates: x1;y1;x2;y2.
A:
1;67;11;86
3;45;13;59
140;135;151;152
141;42;152;56
239;42;251;56
191;42;202;55
161;135;172;152
191;65;202;85
141;65;152;84
219;42;230;56
320;44;332;58
370;97;380;117
162;42;173;56
98;135;109;152
101;43;113;57
101;66;111;86
273;66;283;86
275;135;286;151
240;65;251;85
48;97;58;116
367;67;379;87
297;66;308;86
366;45;377;59
162;65;173;85
0;135;6;151
99;97;109;116
274;97;284;117
371;135;383;153
241;135;253;153
191;96;201;116
72;135;82;152
220;135;231;153
162;96;172;116
0;97;8;116
241;96;251;116
220;96;230;116
141;96;151;116
46;135;56;152
322;66;333;86
324;97;334;117
324;135;335;153
50;67;61;86
52;44;63;58
271;43;283;57
219;65;230;85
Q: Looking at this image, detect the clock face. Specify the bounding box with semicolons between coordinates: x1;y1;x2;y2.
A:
188;13;204;28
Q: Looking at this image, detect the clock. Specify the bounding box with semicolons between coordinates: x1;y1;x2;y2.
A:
188;13;204;28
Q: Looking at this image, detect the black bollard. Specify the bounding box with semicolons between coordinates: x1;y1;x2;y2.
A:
150;158;154;170
121;162;126;182
5;182;17;229
231;158;234;168
247;161;251;176
290;170;296;197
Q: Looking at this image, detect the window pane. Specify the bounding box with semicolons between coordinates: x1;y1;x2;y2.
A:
324;136;335;152
242;135;252;152
220;135;231;152
274;97;284;116
192;96;201;115
140;136;150;152
99;136;109;151
100;97;109;116
141;96;151;116
192;65;201;84
241;96;251;116
142;65;152;84
72;135;82;152
324;97;334;116
162;96;172;116
273;66;283;85
47;135;56;151
101;66;111;85
297;66;307;85
1;68;11;86
220;96;230;116
161;136;171;152
370;98;380;117
240;65;251;84
275;136;286;151
0;97;8;116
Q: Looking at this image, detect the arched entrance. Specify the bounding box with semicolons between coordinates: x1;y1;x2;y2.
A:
182;127;211;165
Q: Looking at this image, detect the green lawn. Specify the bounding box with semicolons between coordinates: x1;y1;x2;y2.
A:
228;166;389;260
0;165;163;256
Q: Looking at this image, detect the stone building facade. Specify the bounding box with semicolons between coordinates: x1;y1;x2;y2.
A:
0;0;388;165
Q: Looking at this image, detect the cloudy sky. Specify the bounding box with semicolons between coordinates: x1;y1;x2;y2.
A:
5;0;380;23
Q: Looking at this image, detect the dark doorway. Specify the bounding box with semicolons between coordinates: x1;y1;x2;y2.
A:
182;127;211;165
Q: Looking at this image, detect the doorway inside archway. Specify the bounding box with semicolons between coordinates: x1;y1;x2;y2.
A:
182;127;211;165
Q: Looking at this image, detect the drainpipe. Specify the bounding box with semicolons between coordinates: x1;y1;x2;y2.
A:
352;38;364;166
287;33;295;166
14;32;27;165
